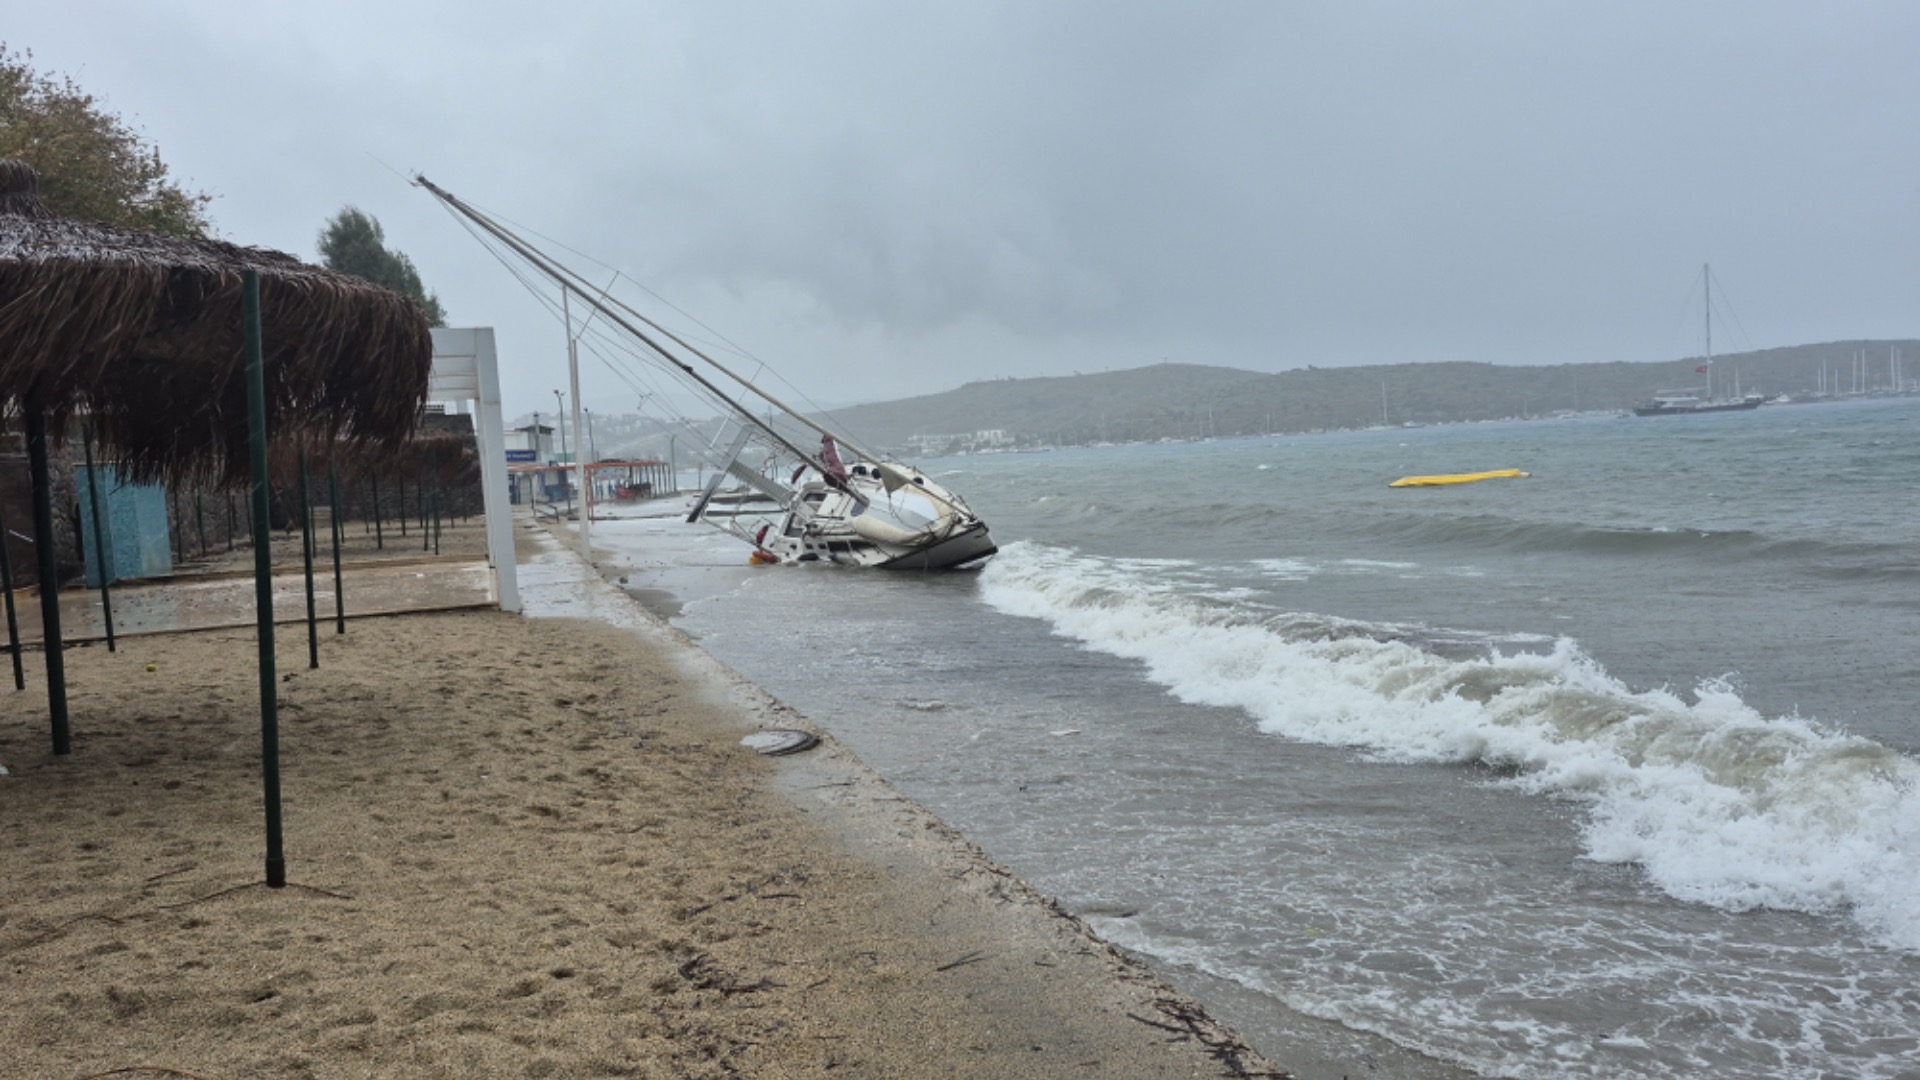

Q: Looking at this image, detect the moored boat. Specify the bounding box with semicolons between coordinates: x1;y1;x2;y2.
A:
1631;394;1765;417
1635;265;1768;418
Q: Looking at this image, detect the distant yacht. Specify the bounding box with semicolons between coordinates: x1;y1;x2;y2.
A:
1632;393;1764;417
1634;264;1767;417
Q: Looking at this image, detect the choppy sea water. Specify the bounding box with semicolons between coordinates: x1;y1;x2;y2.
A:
594;397;1920;1080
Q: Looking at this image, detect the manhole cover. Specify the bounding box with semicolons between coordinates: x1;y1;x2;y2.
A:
740;729;819;756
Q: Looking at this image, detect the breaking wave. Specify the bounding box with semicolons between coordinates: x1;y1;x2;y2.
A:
979;540;1920;949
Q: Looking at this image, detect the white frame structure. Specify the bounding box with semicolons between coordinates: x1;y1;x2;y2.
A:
428;327;521;612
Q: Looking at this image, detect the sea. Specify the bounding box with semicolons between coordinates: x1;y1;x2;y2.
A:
586;395;1920;1080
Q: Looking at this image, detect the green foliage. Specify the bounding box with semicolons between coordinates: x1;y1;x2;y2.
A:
0;43;212;235
318;207;447;327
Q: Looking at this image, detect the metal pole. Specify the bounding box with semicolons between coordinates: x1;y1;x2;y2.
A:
371;473;384;548
397;473;407;537
329;464;345;634
0;497;24;691
244;271;286;888
428;446;441;556
420;459;430;553
298;449;318;670
80;425;116;652
25;397;69;754
568;335;589;552
583;408;597;523
195;490;206;556
553;387;571;516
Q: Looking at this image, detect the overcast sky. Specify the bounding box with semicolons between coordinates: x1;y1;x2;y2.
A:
9;1;1917;418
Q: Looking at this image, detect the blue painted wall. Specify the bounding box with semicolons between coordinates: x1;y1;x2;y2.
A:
79;466;172;586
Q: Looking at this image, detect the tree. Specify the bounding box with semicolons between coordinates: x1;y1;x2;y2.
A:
0;44;212;235
318;207;447;327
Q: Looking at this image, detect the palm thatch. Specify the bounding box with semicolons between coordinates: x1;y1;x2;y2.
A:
0;159;433;486
267;429;480;492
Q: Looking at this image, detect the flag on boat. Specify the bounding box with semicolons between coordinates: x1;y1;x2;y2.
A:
1696;364;1711;373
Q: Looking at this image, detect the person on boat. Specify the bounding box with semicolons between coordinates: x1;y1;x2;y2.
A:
820;436;849;483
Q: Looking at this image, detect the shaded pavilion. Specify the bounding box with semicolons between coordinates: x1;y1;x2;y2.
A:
0;159;432;881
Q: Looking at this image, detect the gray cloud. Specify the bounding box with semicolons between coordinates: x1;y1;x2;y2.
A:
8;0;1916;415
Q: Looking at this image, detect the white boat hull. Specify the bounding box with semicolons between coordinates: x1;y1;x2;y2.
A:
760;515;996;570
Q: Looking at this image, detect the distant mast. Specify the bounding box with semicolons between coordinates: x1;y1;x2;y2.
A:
1703;262;1713;401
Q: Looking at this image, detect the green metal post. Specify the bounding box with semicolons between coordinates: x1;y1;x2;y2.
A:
80;426;116;652
243;271;286;888
428;447;441;556
328;464;345;634
25;398;69;753
298;449;318;670
371;474;384;549
0;497;24;691
420;461;430;553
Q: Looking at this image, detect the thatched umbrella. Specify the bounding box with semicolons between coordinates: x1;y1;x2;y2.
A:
0;159;430;487
1;159;432;886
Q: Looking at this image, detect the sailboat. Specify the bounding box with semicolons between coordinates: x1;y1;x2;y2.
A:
415;176;997;570
1633;264;1766;417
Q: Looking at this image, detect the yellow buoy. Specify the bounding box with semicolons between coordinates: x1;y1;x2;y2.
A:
1388;468;1530;488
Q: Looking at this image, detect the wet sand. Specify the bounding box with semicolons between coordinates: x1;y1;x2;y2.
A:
0;517;1291;1078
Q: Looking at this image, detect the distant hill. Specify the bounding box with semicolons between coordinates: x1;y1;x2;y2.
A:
816;342;1919;452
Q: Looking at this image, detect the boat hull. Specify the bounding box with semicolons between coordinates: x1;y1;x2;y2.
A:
875;522;998;570
759;514;997;570
1632;399;1764;417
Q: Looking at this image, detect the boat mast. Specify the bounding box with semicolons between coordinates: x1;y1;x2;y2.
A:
1703;262;1713;401
416;176;886;467
414;175;839;481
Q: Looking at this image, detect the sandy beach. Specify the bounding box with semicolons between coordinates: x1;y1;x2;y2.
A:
1;518;1289;1079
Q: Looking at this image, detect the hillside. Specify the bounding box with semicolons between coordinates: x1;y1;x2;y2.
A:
815;341;1918;452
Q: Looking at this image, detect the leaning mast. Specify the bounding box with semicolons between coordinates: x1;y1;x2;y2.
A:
414;175;868;477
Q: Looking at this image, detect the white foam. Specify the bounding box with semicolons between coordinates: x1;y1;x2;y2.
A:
1251;558;1316;581
980;541;1920;949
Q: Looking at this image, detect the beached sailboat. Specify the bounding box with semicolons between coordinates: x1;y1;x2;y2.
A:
415;176;997;570
1634;264;1766;417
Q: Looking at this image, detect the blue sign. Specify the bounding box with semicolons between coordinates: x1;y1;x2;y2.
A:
505;449;537;463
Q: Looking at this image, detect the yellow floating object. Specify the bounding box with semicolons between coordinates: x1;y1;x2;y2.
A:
1388;468;1530;488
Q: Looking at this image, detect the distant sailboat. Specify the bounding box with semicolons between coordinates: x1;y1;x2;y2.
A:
1634;264;1765;417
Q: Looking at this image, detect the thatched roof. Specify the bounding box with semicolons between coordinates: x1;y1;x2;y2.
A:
0;159;433;486
267;429;480;491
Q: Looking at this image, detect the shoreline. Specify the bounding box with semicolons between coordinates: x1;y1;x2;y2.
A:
1;516;1292;1078
561;514;1484;1080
